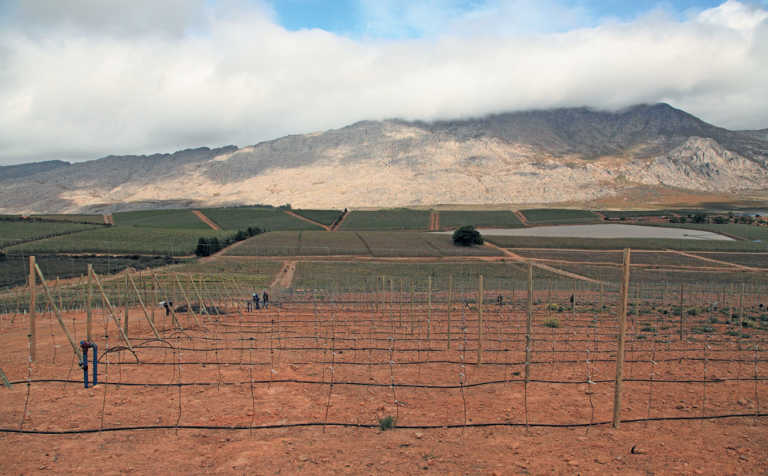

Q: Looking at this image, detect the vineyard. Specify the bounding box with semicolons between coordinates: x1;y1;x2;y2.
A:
1;240;767;472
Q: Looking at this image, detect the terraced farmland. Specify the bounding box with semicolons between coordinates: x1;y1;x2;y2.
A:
0;221;100;248
7;226;229;256
438;210;524;229
520;208;602;225
338;209;430;231
113;209;211;229
292;209;343;226
200;207;322;231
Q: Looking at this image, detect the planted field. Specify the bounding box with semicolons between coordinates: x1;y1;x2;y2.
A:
296;231;369;255
31;214;105;224
113;209;211;229
1;255;767;475
0;221;99;248
599;210;672;219
293;260;554;292
292;209;343;226
438;210;524;229
226;231;500;257
0;254;181;290
486;235;768;252
696;252;768;269
224;231;366;256
338;209;430;231
520;208;602;225
6;226;229;256
200;207;322;231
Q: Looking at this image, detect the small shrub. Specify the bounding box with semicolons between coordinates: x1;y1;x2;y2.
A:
641;326;656;333
544;318;560;328
709;316;719;324
692;325;715;334
725;330;740;337
378;415;396;431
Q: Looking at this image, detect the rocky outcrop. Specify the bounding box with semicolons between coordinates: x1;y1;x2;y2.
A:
0;104;765;213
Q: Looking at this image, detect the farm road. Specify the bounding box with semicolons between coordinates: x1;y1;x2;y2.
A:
271;261;296;289
667;249;761;272
429;211;440;231
283;210;330;231
330;209;349;231
483;241;608;285
192;210;221;230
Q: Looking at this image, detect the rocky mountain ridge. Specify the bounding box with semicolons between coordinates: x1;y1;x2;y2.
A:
1;104;766;213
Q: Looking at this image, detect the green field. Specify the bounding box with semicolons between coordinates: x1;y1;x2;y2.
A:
485;235;768;252
291;260;574;292
225;231;500;257
338;209;430;231
0;221;100;248
0;254;182;289
31;214;105;224
292;209;343;226
520;209;602;225
600;210;671;219
438;210;524;229
696;252;768;268
7;226;230;256
200;207;322;231
113;209;211;229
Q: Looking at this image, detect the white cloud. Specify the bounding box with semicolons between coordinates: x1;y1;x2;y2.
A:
0;0;767;165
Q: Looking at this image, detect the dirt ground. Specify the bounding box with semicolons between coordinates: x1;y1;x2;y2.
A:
1;294;766;475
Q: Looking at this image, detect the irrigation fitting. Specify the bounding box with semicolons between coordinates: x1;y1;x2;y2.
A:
79;341;98;389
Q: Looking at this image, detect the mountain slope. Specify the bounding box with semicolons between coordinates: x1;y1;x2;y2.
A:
0;104;766;213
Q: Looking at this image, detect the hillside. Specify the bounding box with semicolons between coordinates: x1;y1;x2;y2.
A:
0;104;766;213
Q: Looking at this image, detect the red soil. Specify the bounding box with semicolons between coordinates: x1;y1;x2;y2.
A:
1;294;766;475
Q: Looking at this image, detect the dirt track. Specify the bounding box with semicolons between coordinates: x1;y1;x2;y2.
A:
192;210;221;230
284;210;331;231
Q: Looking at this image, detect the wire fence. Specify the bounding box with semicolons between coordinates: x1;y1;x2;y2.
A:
0;255;766;435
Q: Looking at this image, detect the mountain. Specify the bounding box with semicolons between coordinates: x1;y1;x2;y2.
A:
0;160;70;181
0;104;766;213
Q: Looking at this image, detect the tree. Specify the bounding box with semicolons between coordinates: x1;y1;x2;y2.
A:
452;225;483;247
195;238;210;257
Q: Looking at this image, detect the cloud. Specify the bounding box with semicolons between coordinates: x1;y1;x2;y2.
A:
0;0;767;165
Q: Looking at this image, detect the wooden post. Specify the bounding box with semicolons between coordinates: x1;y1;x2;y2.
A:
612;248;631;428
477;274;484;365
447;274;453;350
680;283;685;342
571;280;576;321
175;274;203;327
86;264;93;342
34;264;83;362
739;282;745;330
127;273;161;338
123;274;129;335
525;263;533;380
88;267;136;354
409;280;415;335
427;275;432;343
28;256;36;363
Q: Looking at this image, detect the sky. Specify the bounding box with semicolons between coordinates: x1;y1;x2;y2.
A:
0;0;767;165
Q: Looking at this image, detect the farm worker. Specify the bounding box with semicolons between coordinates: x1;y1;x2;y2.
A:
262;290;269;309
252;293;260;310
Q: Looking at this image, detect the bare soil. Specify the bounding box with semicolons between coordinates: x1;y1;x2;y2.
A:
1;295;766;475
